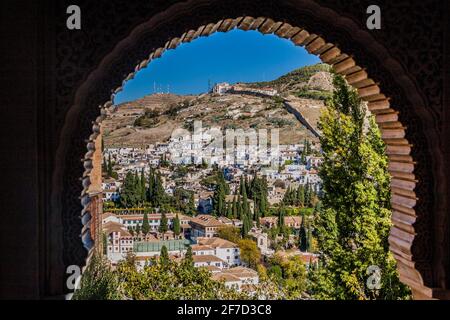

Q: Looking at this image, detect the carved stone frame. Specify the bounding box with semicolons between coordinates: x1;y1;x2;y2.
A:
50;0;448;299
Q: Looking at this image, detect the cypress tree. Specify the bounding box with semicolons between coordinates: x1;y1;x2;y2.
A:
300;150;306;165
299;215;308;252
183;246;194;268
278;205;285;232
159;212;168;235
153;171;166;208
312;74;409;299
241;213;250;238
236;195;242;219
173;213;181;236
232;196;238;219
245;175;251;197
140;168;146;205
107;154;113;177
186;192;196;216
142;211;150;235
226;202;233;219
212;181;226;216
120;171;138;208
102;156;107;174
307;223;313;252
147;167;155;203
239;175;245;196
160;245;169;266
260;176;268;217
242;186;249;219
304;182;311;207
254;199;261;227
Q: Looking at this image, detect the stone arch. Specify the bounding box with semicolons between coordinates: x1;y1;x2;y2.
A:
52;0;445;298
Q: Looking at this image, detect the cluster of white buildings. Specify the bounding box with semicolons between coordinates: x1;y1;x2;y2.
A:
102;142;323;208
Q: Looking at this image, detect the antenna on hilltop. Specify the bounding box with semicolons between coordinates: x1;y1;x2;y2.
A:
208;79;211;93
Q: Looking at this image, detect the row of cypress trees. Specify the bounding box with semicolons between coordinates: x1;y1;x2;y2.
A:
282;183;316;208
212;170;270;234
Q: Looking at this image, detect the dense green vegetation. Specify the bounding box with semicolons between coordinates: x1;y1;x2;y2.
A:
308;74;411;300
73;252;286;300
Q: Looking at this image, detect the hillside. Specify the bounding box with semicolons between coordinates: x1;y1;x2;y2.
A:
103;64;333;147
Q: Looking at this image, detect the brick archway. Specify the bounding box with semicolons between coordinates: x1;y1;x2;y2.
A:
51;0;447;299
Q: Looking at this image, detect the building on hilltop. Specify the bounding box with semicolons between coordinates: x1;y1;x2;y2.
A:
212;82;231;95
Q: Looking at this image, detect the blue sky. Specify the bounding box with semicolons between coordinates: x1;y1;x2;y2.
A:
115;29;320;104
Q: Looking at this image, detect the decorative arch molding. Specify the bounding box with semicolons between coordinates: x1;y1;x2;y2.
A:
51;0;447;298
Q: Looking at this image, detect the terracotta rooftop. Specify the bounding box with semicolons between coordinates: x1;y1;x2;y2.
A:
190;215;224;227
193;255;225;263
101;212;117;220
222;266;258;278
211;273;241;283
102;221;131;237
197;237;238;249
191;244;214;251
205;265;222;273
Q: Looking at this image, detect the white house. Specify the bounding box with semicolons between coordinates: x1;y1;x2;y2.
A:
211;266;259;292
193;255;226;269
196;237;241;267
212;82;231;95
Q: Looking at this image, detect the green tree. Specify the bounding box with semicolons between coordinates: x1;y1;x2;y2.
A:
160;245;169;266
296;185;305;207
238;239;261;268
212;181;226;216
232;196;238;219
304;183;311;207
218;225;241;243
147;167;155;203
311;74;409;300
241;213;250;238
159;212;168;235
140;168;146;205
186;192;197;216
142;211;150;235
183;246;194;268
106;154;112;175
299;215;309;252
236;195;242;219
268;265;283;282
226;202;233;219
280;256;308;299
173;213;181;236
72;254;120;300
278;205;285;232
153;171;166;208
120;171;138;208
